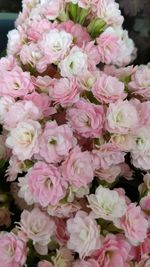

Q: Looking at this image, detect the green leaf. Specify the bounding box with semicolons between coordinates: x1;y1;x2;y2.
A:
88;18;106;39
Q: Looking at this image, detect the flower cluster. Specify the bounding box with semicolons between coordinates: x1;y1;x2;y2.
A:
0;0;150;266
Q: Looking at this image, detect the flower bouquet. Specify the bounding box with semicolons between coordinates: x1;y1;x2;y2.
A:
0;0;150;266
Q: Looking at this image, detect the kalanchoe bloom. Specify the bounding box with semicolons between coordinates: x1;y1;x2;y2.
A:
0;96;15;124
0;68;34;98
66;99;105;138
6;119;41;161
48;77;80;105
92;143;125;170
4;100;41;130
59;46;88;77
58;20;91;47
95;164;122;184
61;146;94;188
92;73;126;104
115;203;148;246
73;258;99;267
39;29;73;64
40;0;64;20
67;211;101;259
27;161;68;206
19;207;56;255
105;99;139;134
47;201;81;218
96;27;120;64
39;121;77;163
128;65;150;99
87;185;126;221
0;232;27;267
92;234;132;267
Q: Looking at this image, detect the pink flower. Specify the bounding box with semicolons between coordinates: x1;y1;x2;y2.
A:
39;121;77;164
19;207;56;255
4;100;41;130
0;68;34;98
96;27;120;64
73;259;99;267
95;164;121;183
115;203;148;246
129;65;150;99
0;55;18;71
92;143;125;170
92;73;126;104
47;201;81;218
6;119;41;161
40;0;64;20
105;100;139;134
66;100;105;138
0;96;15;124
67;211;101;259
61;146;94;188
49;77;80;105
0;232;27;267
24;92;54;118
58;20;91;47
38;261;54;267
25;19;51;42
27;161;67;206
54;218;69;246
93;234;132;267
39;29;73;64
83;42;100;71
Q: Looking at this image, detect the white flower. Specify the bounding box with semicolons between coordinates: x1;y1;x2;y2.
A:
18;176;34;205
40;29;73;63
87;185;126;221
0;96;15;124
59;47;88;77
7;29;22;55
6;119;41;161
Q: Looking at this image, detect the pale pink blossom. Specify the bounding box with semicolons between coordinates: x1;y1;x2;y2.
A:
24;92;54;117
47;201;81;218
67;211;101;258
95;164;122;183
67;100;105;138
39;121;77;163
97;27;120;64
104;65;137;81
27;161;67;206
129;65;150;99
88;185;126;221
92;73;126;104
58;20;91;47
73;259;99;267
0;232;27;267
93;234;132;267
83;41;100;71
7;29;23;55
105;100;139;134
92;143;125;170
0;96;15;124
48;77;80;105
40;0;64;20
97;0;124;26
25;19;51;42
131;127;150;170
4;100;41;130
19;207;56;255
0;68;34;98
18;175;34;205
115;203;148;246
6;119;41;161
39;29;73;64
0;55;18;71
59;46;88;77
61;146;94;188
